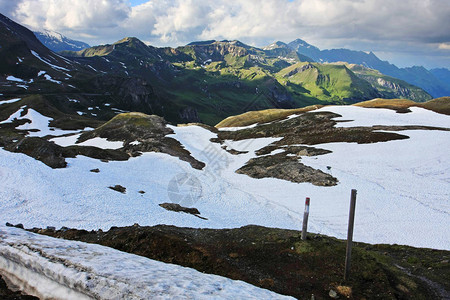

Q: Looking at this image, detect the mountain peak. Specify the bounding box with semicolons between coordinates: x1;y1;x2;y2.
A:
187;40;217;46
34;29;90;52
263;41;288;50
114;37;143;45
288;39;320;52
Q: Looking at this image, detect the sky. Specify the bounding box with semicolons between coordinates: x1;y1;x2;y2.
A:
1;0;449;69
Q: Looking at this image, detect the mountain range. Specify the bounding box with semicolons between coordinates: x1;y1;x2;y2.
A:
31;29;450;99
0;13;448;126
288;39;450;97
1;12;449;300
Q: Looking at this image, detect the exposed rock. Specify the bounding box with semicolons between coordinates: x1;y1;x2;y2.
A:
159;203;206;219
109;185;126;194
78;113;205;170
90;168;100;173
236;153;337;186
6;137;67;168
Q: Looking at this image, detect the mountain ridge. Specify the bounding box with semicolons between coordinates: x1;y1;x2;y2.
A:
0;13;439;127
34;29;90;52
286;39;450;97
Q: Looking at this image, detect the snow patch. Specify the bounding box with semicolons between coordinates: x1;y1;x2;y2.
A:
44;74;62;84
1;108;79;137
6;75;25;82
30;50;70;72
0;98;21;105
0;107;448;250
76;137;124;150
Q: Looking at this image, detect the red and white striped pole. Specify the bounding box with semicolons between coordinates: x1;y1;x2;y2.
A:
301;197;310;240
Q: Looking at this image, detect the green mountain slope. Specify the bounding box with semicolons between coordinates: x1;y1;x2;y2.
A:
1;13;434;126
276;62;380;103
337;63;432;102
59;38;433;124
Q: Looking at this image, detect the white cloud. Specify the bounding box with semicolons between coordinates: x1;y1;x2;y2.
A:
12;0;130;30
1;0;449;68
439;43;450;50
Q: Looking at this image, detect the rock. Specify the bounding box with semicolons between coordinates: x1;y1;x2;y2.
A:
329;289;339;298
159;203;206;219
109;185;126;193
5;222;13;227
47;226;56;231
138;190;145;194
14;223;24;229
90;168;100;173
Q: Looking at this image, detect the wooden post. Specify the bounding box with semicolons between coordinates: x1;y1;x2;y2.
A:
344;189;357;280
301;197;310;240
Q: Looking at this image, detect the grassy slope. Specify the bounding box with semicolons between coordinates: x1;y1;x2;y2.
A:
276;62;379;103
216;97;450;127
345;63;432;102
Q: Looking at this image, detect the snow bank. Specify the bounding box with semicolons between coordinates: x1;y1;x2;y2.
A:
0;226;292;299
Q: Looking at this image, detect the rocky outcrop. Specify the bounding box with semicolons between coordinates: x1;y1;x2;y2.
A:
236;152;337;186
284;63;315;77
376;78;412;97
78;112;205;170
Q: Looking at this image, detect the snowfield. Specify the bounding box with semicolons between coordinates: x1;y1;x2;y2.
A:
0;106;449;251
0;226;292;299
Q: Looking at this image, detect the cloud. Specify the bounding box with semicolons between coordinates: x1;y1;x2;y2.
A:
1;0;449;68
439;43;450;50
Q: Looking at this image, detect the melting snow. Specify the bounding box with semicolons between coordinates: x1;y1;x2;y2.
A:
6;75;25;82
76;137;124;149
1;108;80;137
30;50;70;71
50;133;82;147
0;226;291;300
0;98;21;105
0;107;448;250
44;74;62;84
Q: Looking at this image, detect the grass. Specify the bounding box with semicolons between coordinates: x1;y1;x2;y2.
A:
354;97;450;115
215;105;323;127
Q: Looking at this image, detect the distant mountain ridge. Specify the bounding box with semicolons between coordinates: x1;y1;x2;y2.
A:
0;13;440;127
287;39;450;98
34;29;90;52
